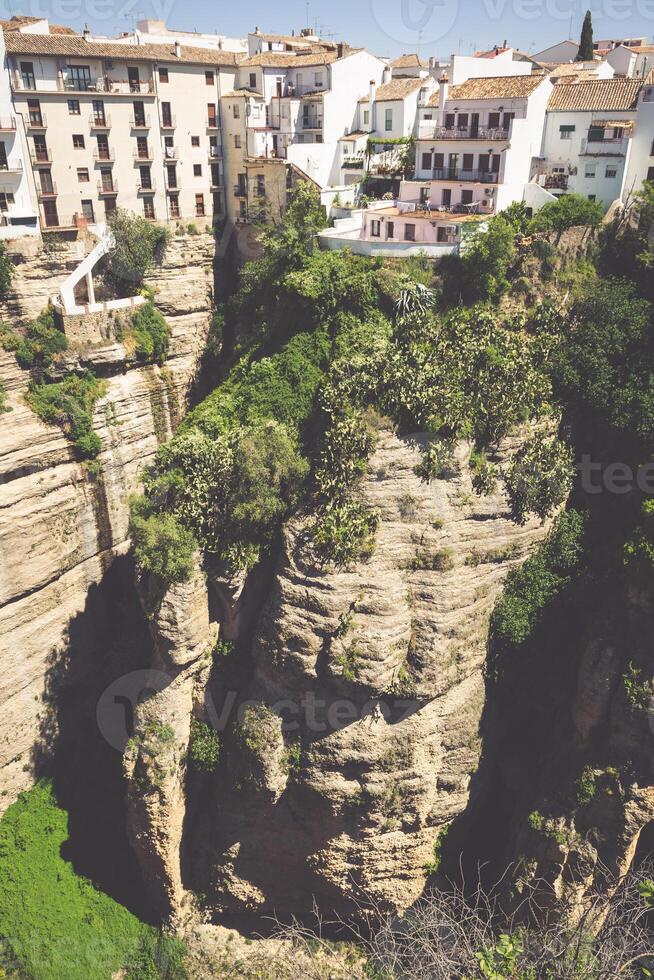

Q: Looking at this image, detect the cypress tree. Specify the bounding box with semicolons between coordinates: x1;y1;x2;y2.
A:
577;10;594;61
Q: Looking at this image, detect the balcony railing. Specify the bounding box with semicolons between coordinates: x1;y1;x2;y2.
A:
26;114;47;130
419;124;511;141
163;147;179;161
137;182;156;193
0;159;23;174
302;118;323;130
160;114;176;129
284;83;327;97
580;136;629;155
208;146;223;160
88;113;111;130
133;150;154;163
234;184;247;196
130;114;151;129
15;76;156;95
93;149;115;164
540;172;569;191
41;215;78;232
30;150;52;165
431;168;500;183
207;118;220;130
0;117;16;131
97;180;118;195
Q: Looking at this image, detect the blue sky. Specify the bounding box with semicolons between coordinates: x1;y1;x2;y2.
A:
5;0;653;58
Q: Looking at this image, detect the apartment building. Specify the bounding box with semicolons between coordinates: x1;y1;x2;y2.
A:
623;76;654;196
3;25;240;232
0;28;38;238
408;72;552;215
225;43;387;220
537;78;643;207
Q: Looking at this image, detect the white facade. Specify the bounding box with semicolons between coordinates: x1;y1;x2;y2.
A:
625;81;654;198
450;50;531;85
533;40;580;63
0;30;39;238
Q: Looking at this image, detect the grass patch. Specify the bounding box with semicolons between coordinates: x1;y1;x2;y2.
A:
0;781;185;980
27;372;107;460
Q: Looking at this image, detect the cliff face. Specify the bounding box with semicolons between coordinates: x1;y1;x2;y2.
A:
0;232;216;808
124;428;553;922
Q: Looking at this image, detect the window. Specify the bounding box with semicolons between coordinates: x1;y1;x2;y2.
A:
560;125;575;139
209;136;219;157
191;135;200;147
104;198;116;217
139;165;152;189
462;153;473;171
159;66;169;83
161;102;173;127
167;165;177;188
434;152;444;171
169;193;180;218
256;174;265;197
132;102;146;127
136;136;149;159
363;109;370;126
457;113;469;129
211;164;221;186
205;71;214;85
385;108;393;132
100;168;113;190
207;104;218;127
67;65;92;91
92;100;106;124
421;152;432;170
0;192;15;211
27;100;42;126
72;134;85;149
81;199;94;221
212;192;223;214
588;126;604;142
193;164;202;177
606;166;618;178
143;197;155;219
233;103;240;119
445;113;455;129
128;67;140;93
404;223;416;242
442;188;452;207
420;186;429;204
648;166;654;181
77;168;89;182
314;71;323;87
20;62;35;90
234;135;242;149
386;221;394;239
40;170;54;194
195;193;205;216
96;135;110;160
249;73;257;88
33;135;48;162
68;99;80;115
371;219;381;237
588;194;596;201
461;189;473;204
585;166;596;178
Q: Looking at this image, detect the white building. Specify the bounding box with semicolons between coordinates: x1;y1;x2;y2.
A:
533;40;580;64
95;19;247;54
408;72;552;216
0;27;39;237
537;78;644;207
625;76;654;197
606;43;654;79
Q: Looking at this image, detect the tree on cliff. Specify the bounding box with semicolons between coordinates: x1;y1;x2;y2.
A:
105;209;170;294
577;10;594;61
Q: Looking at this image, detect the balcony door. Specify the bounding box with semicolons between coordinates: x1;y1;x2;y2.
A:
128;67;140;92
0;144;7;170
447;153;458;178
470;113;479;137
20;62;35;90
68;65;91;91
42;200;59;227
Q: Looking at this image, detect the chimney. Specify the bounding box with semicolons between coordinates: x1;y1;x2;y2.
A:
174;40;182;58
439;71;449;113
429;56;436;70
367;79;376;132
82;23;91;41
337;42;345;58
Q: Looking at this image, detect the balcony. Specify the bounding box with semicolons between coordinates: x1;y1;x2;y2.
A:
30;150;52;166
93;149;115;164
431;168;500;183
419;124;510;141
284;83;328;97
37;182;57;199
206;118;220;131
208;146;223;160
41;215;78;232
160;114;176;130
539;172;569;191
97;180;118;195
163;147;179;162
26;114;47;131
580;136;630;156
0;159;23;175
0;117;16;131
130;114;151;130
137;182;156;194
302;118;323;130
165;182;179;192
133;150;154;163
88;113;111;130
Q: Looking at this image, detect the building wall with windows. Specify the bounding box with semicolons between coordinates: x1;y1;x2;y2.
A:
625;81;654;198
0;30;39;237
4;30;238;232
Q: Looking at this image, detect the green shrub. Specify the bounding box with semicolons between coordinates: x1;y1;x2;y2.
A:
0;781;171;980
128;301;170;363
124;931;188;980
27;371;107;459
504;433;575;525
415;439;456;482
106;210;170;290
188;719;220;774
576;766;597;806
0;381;7;414
622;662;654;713
0;242;13;295
0;310;67;378
129;500;198;586
530;194;604;235
528;810;544;831
625;500;654;568
313;499;380;567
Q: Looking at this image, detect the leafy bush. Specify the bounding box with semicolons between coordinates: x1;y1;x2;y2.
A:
188;718;220;774
622;662;654;713
0;310;67;378
0;242;13;295
0;381;7;414
530;193;604;235
124;932;188;980
313;499;380;567
491;510;586;649
625;500;654;568
106;209;170;291
27;371;107;459
0;781;173;980
503;433;575;525
441;214;517;304
127;301;170;363
129;500;198;586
